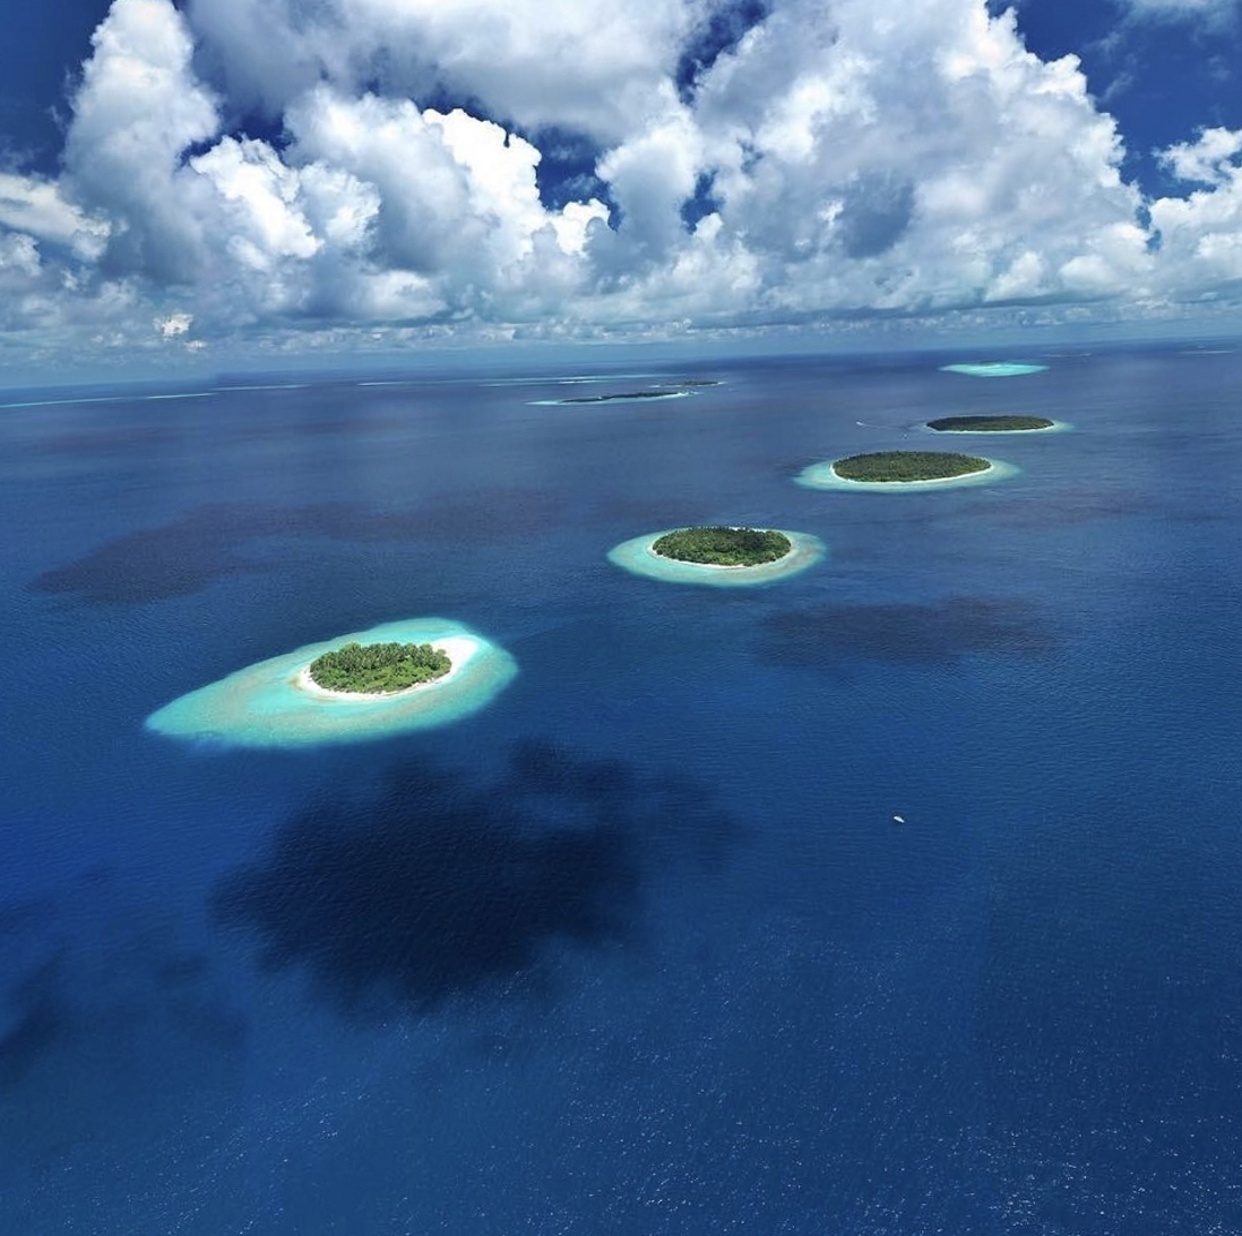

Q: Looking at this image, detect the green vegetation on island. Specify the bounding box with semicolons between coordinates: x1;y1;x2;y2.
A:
308;641;451;694
652;526;792;566
928;415;1053;432
831;451;991;482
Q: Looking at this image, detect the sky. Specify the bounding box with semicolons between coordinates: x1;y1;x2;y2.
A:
2;0;1242;379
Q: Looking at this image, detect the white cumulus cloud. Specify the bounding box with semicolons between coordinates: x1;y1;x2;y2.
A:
7;0;1242;367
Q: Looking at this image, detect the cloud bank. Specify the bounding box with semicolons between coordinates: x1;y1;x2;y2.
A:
2;0;1242;369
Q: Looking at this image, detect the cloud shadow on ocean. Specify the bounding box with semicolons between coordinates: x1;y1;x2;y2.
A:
0;955;68;1091
212;742;740;1018
29;489;564;604
0;895;246;1096
756;596;1057;671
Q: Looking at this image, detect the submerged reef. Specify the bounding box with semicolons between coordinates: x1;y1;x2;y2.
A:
940;362;1048;378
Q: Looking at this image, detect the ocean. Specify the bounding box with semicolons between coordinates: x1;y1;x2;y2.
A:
1;346;1239;1234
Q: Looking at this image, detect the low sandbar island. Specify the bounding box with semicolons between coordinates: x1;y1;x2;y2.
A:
797;450;1018;492
940;362;1047;378
147;618;517;749
530;378;719;407
531;388;693;407
609;525;825;586
928;415;1059;433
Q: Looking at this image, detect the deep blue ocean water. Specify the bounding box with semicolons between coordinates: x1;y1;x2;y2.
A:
1;346;1240;1234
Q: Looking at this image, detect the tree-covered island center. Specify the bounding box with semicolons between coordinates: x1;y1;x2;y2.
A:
652;526;793;566
307;641;452;694
831;451;991;482
927;415;1054;432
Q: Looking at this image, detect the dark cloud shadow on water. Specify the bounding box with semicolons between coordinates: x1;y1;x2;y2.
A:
0;895;245;1096
988;483;1154;528
212;742;740;1019
0;955;68;1091
29;489;564;604
756;596;1057;671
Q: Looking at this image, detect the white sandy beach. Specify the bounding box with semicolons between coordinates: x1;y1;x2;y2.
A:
294;635;482;701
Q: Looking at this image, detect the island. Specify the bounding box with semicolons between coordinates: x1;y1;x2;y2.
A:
608;527;825;586
307;640;450;694
651;526;791;567
832;451;990;482
146;618;517;749
549;388;693;405
795;449;1017;492
927;415;1054;432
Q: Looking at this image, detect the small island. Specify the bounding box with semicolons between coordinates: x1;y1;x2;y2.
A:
652;526;791;567
146;619;518;749
307;641;450;694
832;451;990;482
553;388;692;405
608;527;824;586
928;415;1054;432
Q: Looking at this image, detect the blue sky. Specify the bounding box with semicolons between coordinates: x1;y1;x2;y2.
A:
2;0;1242;378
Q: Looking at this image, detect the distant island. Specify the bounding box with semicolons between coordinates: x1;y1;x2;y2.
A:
308;641;451;694
652;526;792;566
928;415;1054;432
556;389;690;404
832;451;990;482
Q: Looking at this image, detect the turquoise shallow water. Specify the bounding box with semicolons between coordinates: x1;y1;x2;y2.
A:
606;529;826;586
940;361;1049;377
146;618;517;748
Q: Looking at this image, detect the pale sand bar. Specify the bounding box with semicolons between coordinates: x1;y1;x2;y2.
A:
608;529;825;586
147;618;516;749
940;362;1048;377
795;459;1019;493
